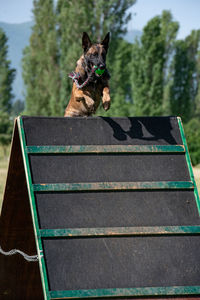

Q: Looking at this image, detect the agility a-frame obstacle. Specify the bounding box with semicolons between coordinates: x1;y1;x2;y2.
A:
1;116;200;300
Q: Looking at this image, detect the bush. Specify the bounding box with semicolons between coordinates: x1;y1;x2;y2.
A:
0;111;12;157
184;118;200;166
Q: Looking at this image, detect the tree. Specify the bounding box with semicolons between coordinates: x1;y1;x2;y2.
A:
0;111;12;157
194;31;200;118
168;30;200;122
56;0;92;113
11;99;25;117
0;28;15;155
0;28;15;113
56;0;136;115
131;11;178;116
184;118;200;166
98;38;133;116
22;0;60;116
23;0;136;116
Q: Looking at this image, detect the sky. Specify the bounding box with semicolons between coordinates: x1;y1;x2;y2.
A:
0;0;33;23
128;0;200;39
0;0;200;39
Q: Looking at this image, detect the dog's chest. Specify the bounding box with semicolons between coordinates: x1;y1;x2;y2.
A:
84;81;104;100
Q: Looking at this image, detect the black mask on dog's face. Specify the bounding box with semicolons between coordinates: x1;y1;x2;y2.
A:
82;32;110;73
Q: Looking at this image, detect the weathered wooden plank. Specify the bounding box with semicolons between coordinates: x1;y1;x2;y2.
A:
26;145;185;154
40;226;200;238
33;181;194;192
49;286;200;299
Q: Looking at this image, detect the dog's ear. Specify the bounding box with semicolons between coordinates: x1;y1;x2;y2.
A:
82;32;92;52
101;32;110;52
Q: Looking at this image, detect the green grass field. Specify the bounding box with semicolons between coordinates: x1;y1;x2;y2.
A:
0;146;200;212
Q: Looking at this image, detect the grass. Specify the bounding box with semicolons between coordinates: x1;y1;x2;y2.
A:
0;146;10;211
0;145;200;213
193;164;200;192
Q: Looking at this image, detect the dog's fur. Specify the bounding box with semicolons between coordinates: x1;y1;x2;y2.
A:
64;32;111;117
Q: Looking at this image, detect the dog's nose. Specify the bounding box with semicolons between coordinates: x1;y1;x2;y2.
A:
99;64;106;70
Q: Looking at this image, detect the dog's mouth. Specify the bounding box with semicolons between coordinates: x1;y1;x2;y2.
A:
92;65;105;77
96;68;105;76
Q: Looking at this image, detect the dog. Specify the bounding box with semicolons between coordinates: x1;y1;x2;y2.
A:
64;32;111;117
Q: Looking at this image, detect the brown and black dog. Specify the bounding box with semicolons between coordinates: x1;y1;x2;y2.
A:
64;32;111;117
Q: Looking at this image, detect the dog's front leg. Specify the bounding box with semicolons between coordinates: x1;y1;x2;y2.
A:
102;85;111;111
74;88;85;102
75;88;94;109
83;95;95;112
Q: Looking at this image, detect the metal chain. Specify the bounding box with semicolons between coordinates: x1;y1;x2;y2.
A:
0;245;39;262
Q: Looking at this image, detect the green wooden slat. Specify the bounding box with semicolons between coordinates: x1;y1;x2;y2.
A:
40;226;200;238
50;286;200;299
178;117;200;216
33;181;194;192
17;117;51;300
26;144;185;154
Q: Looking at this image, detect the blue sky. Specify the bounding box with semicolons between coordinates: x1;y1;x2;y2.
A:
128;0;200;39
0;0;200;39
0;0;33;23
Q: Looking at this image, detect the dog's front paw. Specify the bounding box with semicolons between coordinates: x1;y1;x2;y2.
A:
85;97;95;111
103;100;110;111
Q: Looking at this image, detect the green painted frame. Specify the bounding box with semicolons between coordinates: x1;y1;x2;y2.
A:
26;144;185;154
33;181;194;192
39;226;200;238
17;116;200;299
178;117;200;215
49;286;200;299
17;117;51;300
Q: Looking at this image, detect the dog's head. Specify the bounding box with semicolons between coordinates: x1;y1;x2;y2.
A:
82;32;110;76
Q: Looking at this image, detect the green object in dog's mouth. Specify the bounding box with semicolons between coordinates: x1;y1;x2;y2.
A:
93;65;105;76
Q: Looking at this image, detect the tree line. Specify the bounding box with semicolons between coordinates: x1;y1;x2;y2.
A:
0;0;200;165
